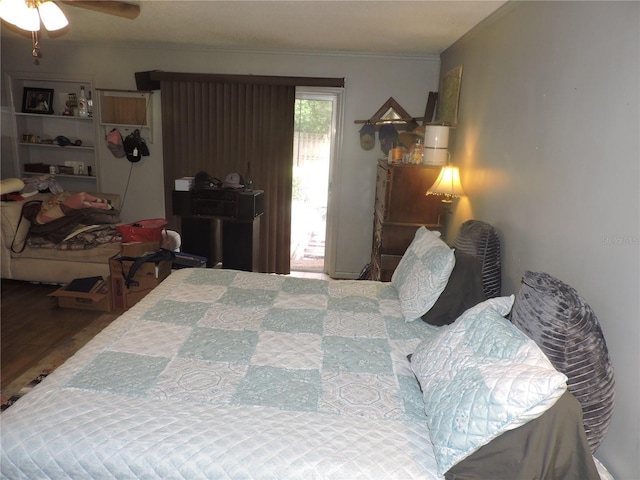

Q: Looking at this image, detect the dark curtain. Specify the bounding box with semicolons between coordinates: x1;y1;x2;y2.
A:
154;72;344;274
159;80;294;273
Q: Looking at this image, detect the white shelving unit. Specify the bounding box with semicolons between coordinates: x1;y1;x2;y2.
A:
5;72;101;192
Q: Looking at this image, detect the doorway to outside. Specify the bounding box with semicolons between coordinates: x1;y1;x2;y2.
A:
290;89;340;273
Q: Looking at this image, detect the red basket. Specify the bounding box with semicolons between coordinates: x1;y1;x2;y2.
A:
116;218;168;243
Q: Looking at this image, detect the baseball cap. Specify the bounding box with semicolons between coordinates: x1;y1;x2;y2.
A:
378;123;398;155
124;134;142;163
359;123;375;151
106;129;126;158
222;172;244;189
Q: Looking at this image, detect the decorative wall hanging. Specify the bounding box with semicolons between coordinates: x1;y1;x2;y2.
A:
354;97;421;129
435;65;463;127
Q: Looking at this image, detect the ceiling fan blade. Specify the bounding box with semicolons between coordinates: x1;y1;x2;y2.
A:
60;1;140;20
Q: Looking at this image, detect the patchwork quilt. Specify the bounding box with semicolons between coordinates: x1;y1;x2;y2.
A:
1;269;443;479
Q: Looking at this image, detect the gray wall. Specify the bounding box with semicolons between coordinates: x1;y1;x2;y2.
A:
1;40;440;278
441;2;639;477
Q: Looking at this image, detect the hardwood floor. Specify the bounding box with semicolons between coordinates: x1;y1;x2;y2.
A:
1;279;119;391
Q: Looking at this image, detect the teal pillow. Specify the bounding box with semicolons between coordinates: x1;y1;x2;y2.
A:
391;227;455;321
411;296;568;475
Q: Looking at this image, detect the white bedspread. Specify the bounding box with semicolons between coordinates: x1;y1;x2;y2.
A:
1;269;442;479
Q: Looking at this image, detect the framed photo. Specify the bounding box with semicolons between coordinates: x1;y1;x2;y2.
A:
22;87;54;114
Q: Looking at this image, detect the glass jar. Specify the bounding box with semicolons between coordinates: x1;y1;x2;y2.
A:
411;137;423;164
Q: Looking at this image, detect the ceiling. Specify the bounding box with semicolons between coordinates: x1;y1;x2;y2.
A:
1;1;506;56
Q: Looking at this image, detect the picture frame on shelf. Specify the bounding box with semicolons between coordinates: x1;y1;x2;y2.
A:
22;87;54;115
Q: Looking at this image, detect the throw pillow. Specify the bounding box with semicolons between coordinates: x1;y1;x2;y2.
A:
391;227;455;321
0;178;25;195
411;296;567;476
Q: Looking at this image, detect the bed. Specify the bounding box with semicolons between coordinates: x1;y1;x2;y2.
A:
1;227;611;479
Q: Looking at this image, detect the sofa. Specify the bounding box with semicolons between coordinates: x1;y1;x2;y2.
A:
1;191;122;285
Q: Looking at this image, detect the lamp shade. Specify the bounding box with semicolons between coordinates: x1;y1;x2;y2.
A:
426;165;465;199
38;1;68;30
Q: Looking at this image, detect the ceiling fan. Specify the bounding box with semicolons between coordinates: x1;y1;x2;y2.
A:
0;0;140;61
60;1;139;20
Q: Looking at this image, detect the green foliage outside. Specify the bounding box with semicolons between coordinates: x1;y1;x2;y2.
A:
292;98;332;203
294;99;332;134
292;173;306;202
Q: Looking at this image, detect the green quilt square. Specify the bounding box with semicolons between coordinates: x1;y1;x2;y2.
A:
218;287;278;308
233;365;320;412
261;308;325;334
179;327;259;362
66;351;169;396
323;336;393;374
142;299;211;326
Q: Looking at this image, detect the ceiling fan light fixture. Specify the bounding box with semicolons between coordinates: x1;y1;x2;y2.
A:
19;1;40;30
0;0;25;26
0;0;68;31
0;0;39;30
37;0;68;30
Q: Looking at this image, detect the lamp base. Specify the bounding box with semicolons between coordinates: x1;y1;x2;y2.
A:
441;197;454;214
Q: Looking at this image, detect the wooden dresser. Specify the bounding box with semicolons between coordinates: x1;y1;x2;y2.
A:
370;159;444;281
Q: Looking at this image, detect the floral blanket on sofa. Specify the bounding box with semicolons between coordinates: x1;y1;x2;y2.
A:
28;224;119;250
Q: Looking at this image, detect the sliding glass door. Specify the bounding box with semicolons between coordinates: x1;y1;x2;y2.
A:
291;88;343;275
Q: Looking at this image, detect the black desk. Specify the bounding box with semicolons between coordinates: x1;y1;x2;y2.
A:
173;190;264;272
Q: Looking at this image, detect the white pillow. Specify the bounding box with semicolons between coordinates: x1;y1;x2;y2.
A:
391;227;455;321
410;296;568;476
0;178;24;195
